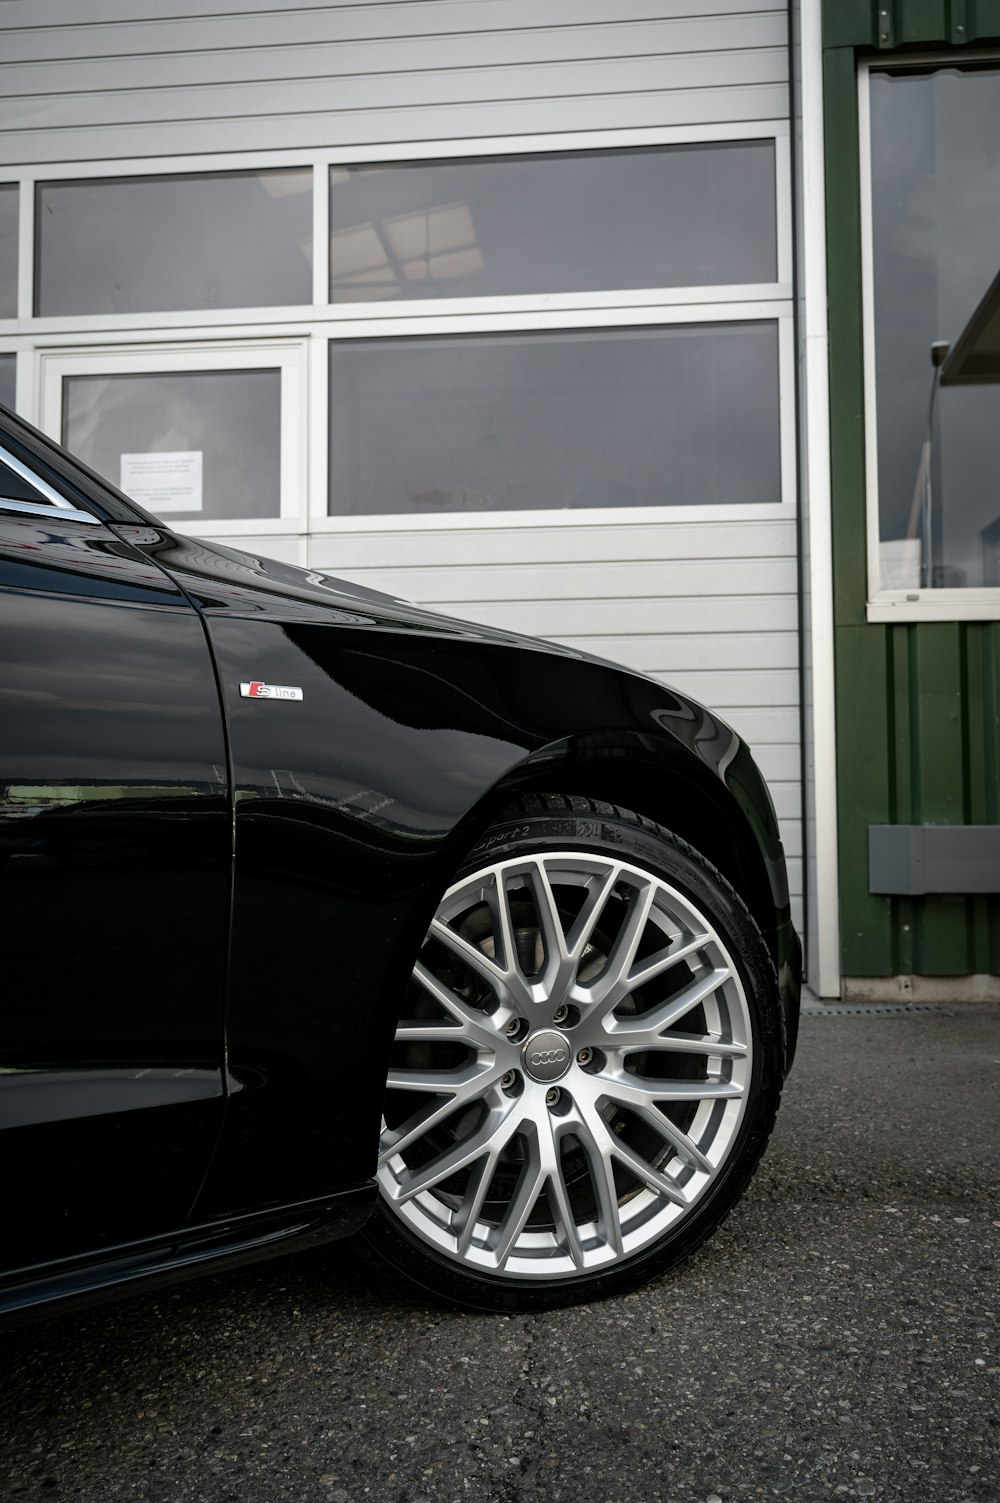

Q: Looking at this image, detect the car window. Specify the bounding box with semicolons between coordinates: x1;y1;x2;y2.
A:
0;444;99;522
0;454;52;507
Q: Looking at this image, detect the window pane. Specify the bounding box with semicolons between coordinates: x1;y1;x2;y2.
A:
0;185;17;318
329;325;780;516
329;143;777;303
0;354;14;411
37;170;312;316
0;455;49;506
62;370;281;521
870;67;1000;590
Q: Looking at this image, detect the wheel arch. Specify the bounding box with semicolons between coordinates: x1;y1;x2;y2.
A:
439;731;784;960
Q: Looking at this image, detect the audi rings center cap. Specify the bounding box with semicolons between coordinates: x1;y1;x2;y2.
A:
522;1029;572;1084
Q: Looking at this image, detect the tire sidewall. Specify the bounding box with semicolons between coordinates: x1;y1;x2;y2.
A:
363;806;782;1313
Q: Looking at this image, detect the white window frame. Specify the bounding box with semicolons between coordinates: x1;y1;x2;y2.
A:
0;180;17;322
0;120;794;538
318;305;796;532
38;338;308;537
859;56;1000;622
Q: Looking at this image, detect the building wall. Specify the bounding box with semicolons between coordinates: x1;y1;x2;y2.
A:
0;0;790;162
823;0;1000;982
0;1;802;928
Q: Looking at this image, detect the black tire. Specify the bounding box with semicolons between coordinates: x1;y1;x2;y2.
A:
359;794;782;1312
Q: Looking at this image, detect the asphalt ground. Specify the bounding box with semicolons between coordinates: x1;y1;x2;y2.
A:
2;1002;998;1503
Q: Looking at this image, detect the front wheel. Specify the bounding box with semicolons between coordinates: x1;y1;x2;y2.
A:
359;796;783;1311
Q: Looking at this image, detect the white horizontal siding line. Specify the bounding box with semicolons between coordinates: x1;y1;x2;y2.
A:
0;54;789;132
712;705;800;729
458;596;795;618
373;592;798;610
325;548;797;570
775;826;801;857
337;556;798;578
762;785;800;808
649;671;800;706
0;98;793;165
554;636;798;669
0;2;787;42
343;566;799;603
768;793;802;822
549;630;800;642
326;523;793;541
1;48;789;105
695;703;802;718
314;526;798;565
331;538;799;555
1;80;791;138
321;518;798;536
311;501;795;534
335;570;798;588
738;749;799;782
0;18;788;88
416;603;796;632
0;119;789;178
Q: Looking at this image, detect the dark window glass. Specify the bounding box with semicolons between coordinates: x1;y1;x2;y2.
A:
37;170;312;316
329;143;777;303
329;324;780;516
62;370;281;521
0;354;14;411
0;185;17;318
870;66;1000;589
0;455;48;506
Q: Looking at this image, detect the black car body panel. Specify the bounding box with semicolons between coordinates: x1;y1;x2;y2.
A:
106;525;801;1223
0;512;231;1273
0;406;801;1320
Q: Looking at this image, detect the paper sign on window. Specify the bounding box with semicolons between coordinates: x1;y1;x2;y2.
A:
120;450;203;513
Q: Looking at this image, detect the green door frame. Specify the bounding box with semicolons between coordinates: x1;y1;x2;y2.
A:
821;0;1000;981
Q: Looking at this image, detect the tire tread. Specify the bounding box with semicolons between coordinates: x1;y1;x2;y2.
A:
357;793;784;1312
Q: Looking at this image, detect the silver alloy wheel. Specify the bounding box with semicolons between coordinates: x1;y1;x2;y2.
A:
377;852;753;1281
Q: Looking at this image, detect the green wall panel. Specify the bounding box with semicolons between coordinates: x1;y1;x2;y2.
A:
824;0;1000;47
823;9;1000;976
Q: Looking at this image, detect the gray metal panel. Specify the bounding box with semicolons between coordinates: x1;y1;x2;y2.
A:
0;1;783;48
869;825;1000;895
0;53;791;135
0;90;791;167
0;2;789;167
0;16;788;99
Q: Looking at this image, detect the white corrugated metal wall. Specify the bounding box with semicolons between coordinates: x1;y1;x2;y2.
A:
0;0;801;929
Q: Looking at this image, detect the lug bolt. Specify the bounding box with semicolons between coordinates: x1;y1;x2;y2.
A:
552;1004;568;1023
501;1070;516;1089
505;1018;520;1038
576;1047;593;1066
545;1087;559;1106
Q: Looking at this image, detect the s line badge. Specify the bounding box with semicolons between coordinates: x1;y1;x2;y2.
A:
239;681;304;701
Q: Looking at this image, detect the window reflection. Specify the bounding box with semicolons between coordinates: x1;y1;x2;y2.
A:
37;169;312;316
329;324;780;516
62;370;281;522
0;185;17;319
0;354;14;412
870;66;1000;590
330;143;777;302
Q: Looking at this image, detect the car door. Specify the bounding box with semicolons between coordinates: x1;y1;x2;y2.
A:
0;451;231;1273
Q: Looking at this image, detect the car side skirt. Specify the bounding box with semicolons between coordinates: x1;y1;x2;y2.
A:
0;1182;376;1327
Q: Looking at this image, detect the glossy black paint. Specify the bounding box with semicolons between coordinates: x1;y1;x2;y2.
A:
112;526;801;1221
0;512;230;1270
0;405;801;1319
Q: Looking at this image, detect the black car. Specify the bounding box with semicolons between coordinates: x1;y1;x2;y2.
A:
0;403;801;1319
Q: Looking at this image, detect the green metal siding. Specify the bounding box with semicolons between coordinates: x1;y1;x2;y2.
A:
823;1;1000;977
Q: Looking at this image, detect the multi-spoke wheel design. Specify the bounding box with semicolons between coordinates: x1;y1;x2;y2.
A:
365;800;780;1309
